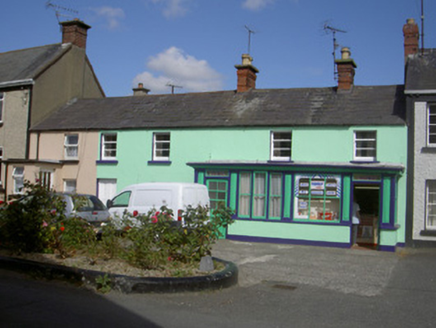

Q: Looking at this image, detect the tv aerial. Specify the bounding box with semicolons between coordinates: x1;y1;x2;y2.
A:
244;25;257;55
46;1;79;23
166;82;183;94
323;22;347;80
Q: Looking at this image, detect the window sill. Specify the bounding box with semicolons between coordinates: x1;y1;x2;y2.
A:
96;160;118;165
420;229;436;236
148;160;172;165
267;160;293;164
379;223;400;231
421;147;436;154
61;159;79;164
350;160;380;164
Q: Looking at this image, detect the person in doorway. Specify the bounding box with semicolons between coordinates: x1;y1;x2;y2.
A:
352;201;361;246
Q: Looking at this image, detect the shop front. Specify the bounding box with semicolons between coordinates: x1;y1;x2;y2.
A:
189;161;405;251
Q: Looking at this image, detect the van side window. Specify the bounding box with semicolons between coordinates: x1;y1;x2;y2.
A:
111;191;131;207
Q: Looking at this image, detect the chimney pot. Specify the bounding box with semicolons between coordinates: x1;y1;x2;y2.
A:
341;47;351;60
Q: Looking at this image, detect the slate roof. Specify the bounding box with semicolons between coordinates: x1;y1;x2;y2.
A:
405;49;436;91
0;43;69;85
32;84;406;131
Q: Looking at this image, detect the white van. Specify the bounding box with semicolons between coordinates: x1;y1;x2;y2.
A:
106;182;210;226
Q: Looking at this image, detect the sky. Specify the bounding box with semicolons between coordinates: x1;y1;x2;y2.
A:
3;0;436;97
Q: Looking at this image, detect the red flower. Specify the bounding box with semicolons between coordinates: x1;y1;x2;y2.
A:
167;256;172;261
60;226;65;232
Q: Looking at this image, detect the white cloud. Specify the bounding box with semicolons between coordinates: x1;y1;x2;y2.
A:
92;6;125;29
133;47;224;94
149;0;190;18
242;0;275;11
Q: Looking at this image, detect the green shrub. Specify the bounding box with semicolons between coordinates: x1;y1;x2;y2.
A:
0;181;235;274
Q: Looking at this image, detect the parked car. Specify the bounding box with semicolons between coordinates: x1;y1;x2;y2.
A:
14;193;110;228
107;182;210;227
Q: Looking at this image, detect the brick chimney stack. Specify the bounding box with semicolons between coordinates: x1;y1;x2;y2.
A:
235;54;259;92
133;83;150;96
335;47;357;91
60;19;91;49
403;18;419;63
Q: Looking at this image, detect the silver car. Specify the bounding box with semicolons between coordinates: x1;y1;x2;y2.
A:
15;193;110;228
59;193;110;227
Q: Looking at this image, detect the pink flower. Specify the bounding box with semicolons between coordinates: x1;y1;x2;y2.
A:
42;221;48;227
151;216;158;223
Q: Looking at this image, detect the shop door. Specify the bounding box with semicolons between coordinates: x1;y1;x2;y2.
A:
206;179;228;239
353;184;380;248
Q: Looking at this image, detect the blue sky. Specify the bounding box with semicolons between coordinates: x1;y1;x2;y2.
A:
3;0;436;96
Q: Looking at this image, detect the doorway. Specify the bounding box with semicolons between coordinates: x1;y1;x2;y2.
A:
353;184;380;248
206;179;229;239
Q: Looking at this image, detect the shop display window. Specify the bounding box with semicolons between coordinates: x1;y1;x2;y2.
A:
294;174;341;221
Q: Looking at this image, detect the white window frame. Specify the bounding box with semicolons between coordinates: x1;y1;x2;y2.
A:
153;132;170;161
64;179;77;193
354;130;377;161
428;104;436;146
12;167;24;194
101;133;117;160
39;170;54;190
64;134;79;159
426;180;436;230
270;131;292;161
0;92;4;123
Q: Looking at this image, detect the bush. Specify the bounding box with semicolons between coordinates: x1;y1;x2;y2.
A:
0;181;235;273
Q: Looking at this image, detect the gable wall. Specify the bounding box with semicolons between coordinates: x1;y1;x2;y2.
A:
31;47;104;126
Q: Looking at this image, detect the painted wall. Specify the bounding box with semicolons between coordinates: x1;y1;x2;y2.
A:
411;101;436;242
0;89;30;159
9;131;101;195
97;126;407;191
31;46;104;125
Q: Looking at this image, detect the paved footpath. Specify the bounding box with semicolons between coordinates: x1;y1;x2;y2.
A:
211;240;422;296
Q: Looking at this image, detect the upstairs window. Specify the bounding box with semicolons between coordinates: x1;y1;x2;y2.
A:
64;134;79;159
354;131;376;161
12;167;24;194
428;104;436;145
0;93;3;123
153;132;170;161
101;133;117;160
270;131;292;161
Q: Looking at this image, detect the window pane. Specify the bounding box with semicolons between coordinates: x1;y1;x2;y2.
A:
253;173;266;217
238;173;251;216
112;192;131;207
269;174;282;218
66;135;78;145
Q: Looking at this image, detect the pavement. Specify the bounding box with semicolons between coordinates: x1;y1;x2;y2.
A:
211;239;419;296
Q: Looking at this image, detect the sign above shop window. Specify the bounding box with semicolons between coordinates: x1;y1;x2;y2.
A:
353;174;381;182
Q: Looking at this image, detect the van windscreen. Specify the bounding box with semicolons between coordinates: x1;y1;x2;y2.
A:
133;189;173;208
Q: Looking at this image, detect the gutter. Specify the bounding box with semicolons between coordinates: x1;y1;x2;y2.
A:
405;89;436;95
0;79;34;88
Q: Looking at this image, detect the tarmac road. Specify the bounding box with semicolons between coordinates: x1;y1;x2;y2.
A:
2;240;436;327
